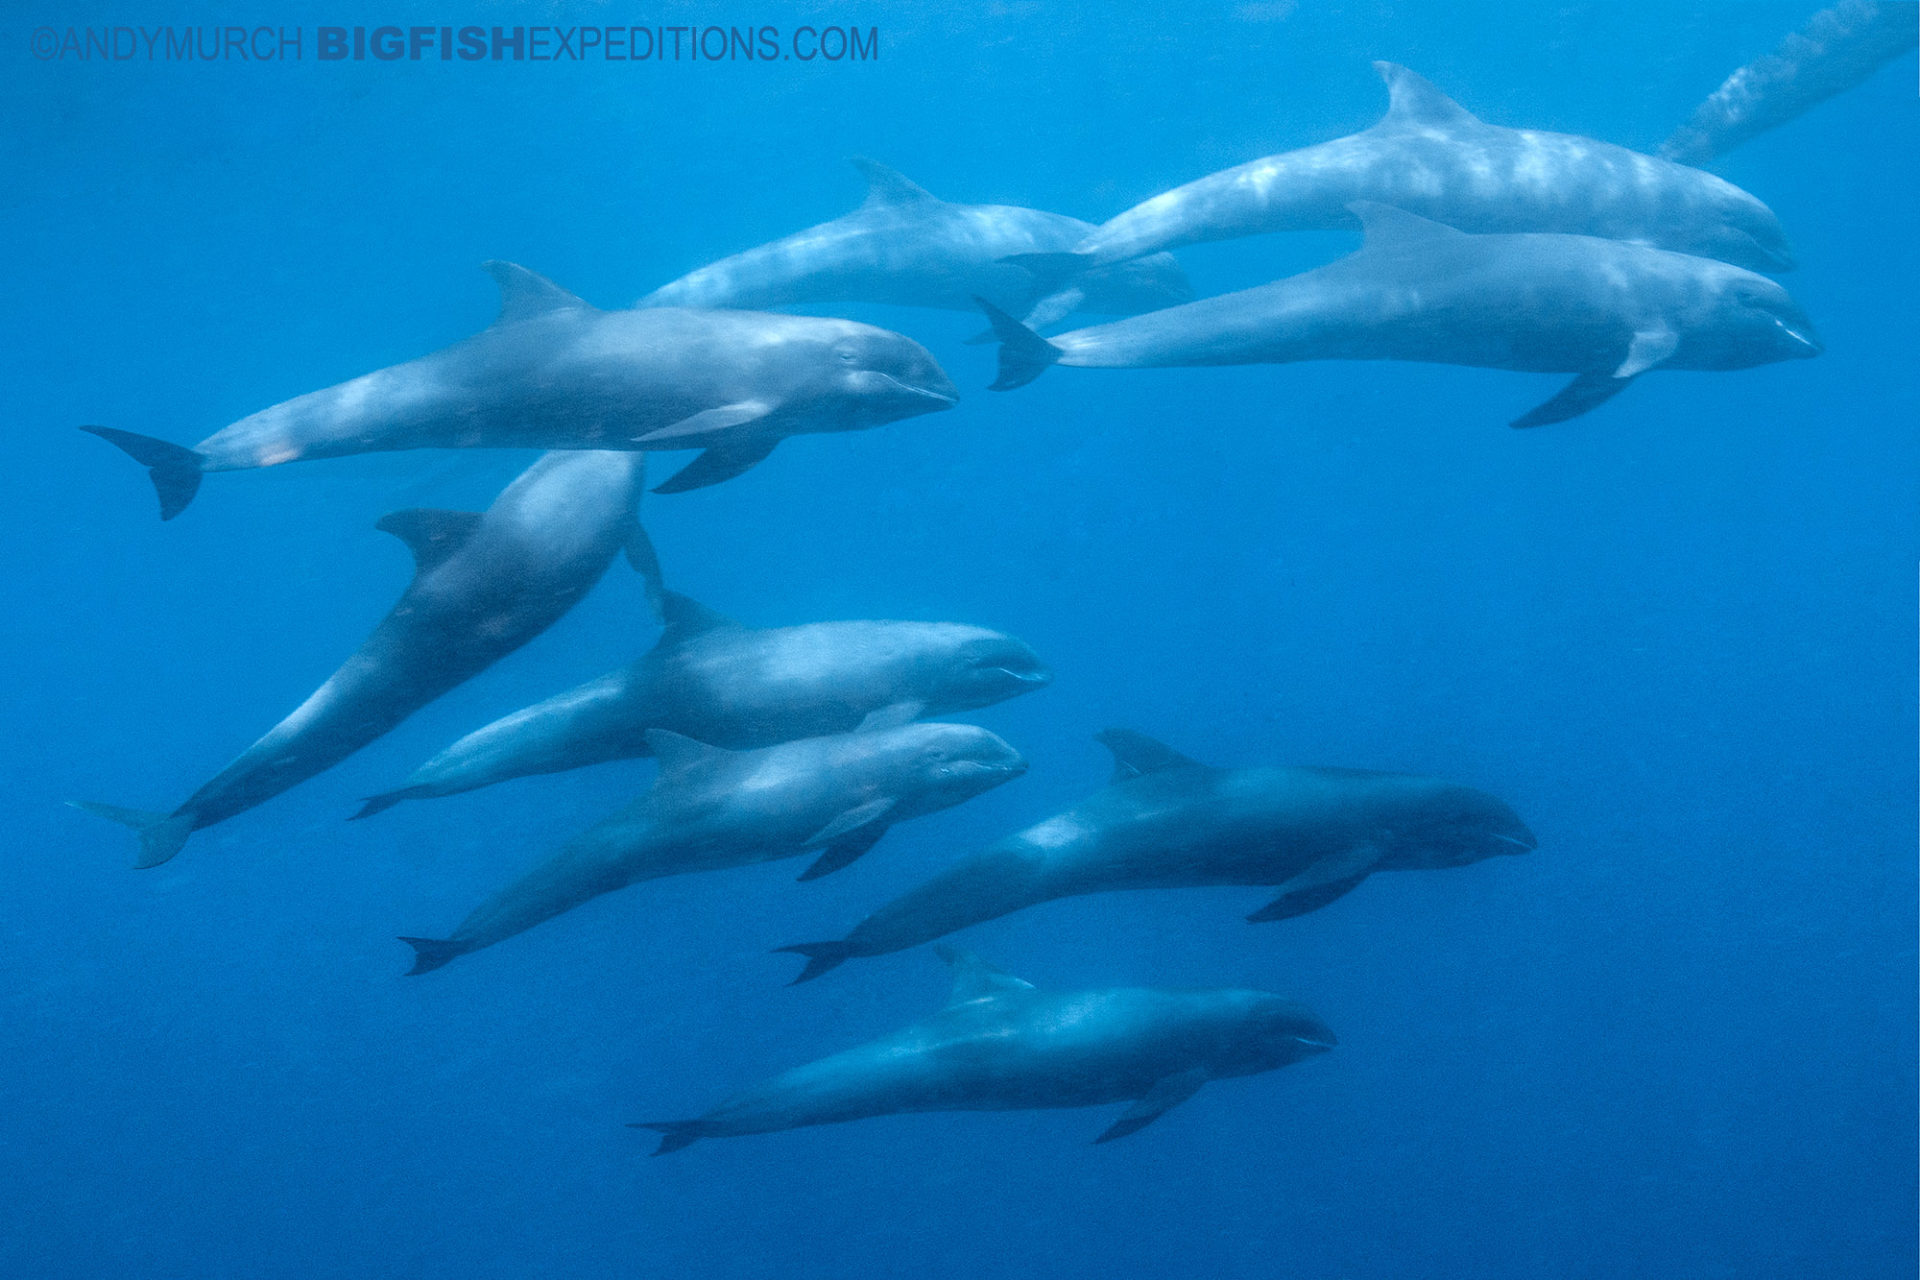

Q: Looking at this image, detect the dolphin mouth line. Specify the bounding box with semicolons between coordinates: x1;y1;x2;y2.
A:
1492;833;1537;852
876;372;958;405
993;666;1054;684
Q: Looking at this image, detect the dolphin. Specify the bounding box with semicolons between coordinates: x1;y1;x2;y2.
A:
398;721;1028;975
979;201;1822;428
82;261;958;517
636;947;1336;1153
780;729;1535;984
1661;0;1918;166
355;590;1051;818
1007;61;1795;294
72;450;657;868
637;158;1192;333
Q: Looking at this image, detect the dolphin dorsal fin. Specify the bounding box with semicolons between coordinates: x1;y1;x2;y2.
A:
482;260;593;326
645;729;731;784
1349;201;1472;249
1094;729;1203;783
658;591;740;640
1374;62;1482;130
935;945;1034;1004
376;508;483;574
852;157;940;208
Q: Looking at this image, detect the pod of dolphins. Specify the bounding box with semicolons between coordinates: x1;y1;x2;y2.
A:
73;23;1913;1154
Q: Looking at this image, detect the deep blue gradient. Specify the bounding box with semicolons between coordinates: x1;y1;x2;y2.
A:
3;3;1914;1277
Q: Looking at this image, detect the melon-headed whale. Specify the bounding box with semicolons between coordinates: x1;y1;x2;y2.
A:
637;947;1335;1153
82;260;958;516
981;202;1821;428
639;157;1192;332
399;720;1027;975
782;729;1534;984
1661;0;1917;166
73;450;657;868
1009;61;1793;291
356;590;1050;817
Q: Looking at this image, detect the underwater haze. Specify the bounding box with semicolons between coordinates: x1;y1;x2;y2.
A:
3;2;1915;1277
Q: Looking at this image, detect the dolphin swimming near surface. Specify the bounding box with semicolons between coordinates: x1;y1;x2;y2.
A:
781;729;1535;984
355;590;1051;817
82;260;958;516
636;947;1336;1153
638;157;1192;333
1661;0;1918;166
1005;61;1795;294
399;719;1028;975
980;201;1822;428
73;450;658;869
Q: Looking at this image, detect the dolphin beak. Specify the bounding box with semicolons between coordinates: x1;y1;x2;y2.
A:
997;665;1054;686
884;370;960;407
1775;317;1822;357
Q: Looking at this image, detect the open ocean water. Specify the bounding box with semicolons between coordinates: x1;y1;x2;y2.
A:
3;2;1915;1277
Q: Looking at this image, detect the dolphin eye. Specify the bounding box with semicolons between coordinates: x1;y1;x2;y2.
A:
834;345;859;364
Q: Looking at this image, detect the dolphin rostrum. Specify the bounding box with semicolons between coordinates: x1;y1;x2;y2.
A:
83;261;958;516
639;157;1192;333
981;202;1821;428
636;947;1336;1153
355;590;1051;817
1007;61;1794;293
73;450;658;868
781;729;1535;984
399;720;1028;975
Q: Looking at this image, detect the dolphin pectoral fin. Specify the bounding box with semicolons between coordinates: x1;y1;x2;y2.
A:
797;825;889;881
645;730;732;783
974;296;1063;391
398;936;468;976
652;440;779;494
658;591;740;638
636;400;777;445
628;1120;705;1156
1094;1068;1210;1144
803;798;897;849
624;519;666;620
350;788;424;821
69;801;194;869
775;940;859;985
376;508;485;574
1247;872;1371;923
1509;372;1635;429
80;426;206;521
1615;327;1680;379
855;702;925;733
1019;286;1086;332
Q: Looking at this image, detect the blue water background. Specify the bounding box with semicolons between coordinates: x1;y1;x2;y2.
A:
2;2;1914;1276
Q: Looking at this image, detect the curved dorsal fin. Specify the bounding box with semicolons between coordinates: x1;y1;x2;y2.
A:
658;591;740;640
375;508;483;575
481;260;593;326
645;729;730;781
935;945;1034;1005
1349;200;1472;249
1374;62;1483;130
1093;729;1204;784
851;157;940;208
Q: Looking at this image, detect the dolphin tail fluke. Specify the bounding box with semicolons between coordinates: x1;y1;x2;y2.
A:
627;1121;705;1156
398;936;467;976
350;789;421;821
69;801;194;868
774;941;857;985
80;426;206;521
972;297;1062;391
